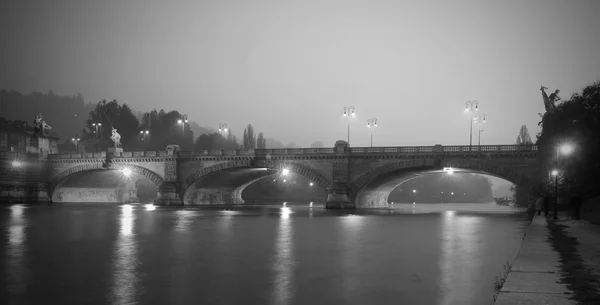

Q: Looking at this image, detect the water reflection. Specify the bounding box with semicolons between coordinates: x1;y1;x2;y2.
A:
6;205;28;296
272;207;294;305
340;215;364;298
439;211;482;305
111;204;138;304
174;210;195;232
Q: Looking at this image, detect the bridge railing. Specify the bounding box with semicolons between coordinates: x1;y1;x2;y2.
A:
47;151;175;159
42;144;537;159
0;151;41;159
441;145;537;152
349;146;436;154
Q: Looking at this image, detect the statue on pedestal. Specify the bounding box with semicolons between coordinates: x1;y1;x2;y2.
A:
110;128;122;148
541;85;561;113
33;114;52;137
538;85;562;126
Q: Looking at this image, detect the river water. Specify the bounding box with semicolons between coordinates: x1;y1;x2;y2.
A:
1;203;529;305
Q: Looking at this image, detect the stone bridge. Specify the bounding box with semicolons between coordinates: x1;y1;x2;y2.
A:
0;141;538;208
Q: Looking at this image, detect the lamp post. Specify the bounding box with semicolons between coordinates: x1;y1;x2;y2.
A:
218;123;228;134
71;135;80;152
343;106;355;145
473;113;486;148
552;143;574;220
92;122;102;152
140;130;149;141
177;115;188;136
367;118;377;147
464;101;479;150
92;122;102;136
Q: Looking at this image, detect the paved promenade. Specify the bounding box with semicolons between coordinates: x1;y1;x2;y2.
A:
495;214;576;305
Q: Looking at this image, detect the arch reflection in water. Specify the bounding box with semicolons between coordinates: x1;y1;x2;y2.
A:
111;204;139;304
7;205;29;296
272;207;294;304
438;211;482;304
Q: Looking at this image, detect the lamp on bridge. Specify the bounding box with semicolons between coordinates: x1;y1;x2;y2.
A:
343;106;356;145
91;122;102;152
367;118;377;147
218;123;228;134
11;160;22;168
177;115;188;136
71;136;80;152
140;130;149;141
122;167;132;178
282;168;290;176
92;122;102;136
473;113;486;147
464;100;479;150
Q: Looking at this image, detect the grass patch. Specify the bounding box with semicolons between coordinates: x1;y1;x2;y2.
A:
547;221;600;304
492;261;512;302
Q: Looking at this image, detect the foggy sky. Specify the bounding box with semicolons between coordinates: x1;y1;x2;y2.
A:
1;0;599;147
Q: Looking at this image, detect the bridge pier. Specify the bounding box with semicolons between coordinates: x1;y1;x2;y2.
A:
154;182;183;206
325;183;355;209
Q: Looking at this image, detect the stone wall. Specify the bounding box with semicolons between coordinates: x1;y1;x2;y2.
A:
52;187;137;203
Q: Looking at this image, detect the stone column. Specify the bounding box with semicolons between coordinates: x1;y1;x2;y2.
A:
325;140;354;209
155;181;182;205
155;151;183;205
25;183;51;203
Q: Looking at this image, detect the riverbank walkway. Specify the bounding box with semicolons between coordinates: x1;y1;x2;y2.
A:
495;212;600;304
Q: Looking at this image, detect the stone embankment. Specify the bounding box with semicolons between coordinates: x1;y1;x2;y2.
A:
494;212;600;304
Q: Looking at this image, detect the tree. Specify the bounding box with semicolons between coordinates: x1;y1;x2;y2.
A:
256;132;266;149
194;131;239;151
243;124;256;149
310;141;325;148
515;125;533;145
138;109;194;151
535;81;600;199
83;99;139;150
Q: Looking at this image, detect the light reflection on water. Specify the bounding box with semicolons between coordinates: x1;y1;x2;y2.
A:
7;205;28;297
439;211;484;305
1;203;528;305
111;204;138;304
340;215;365;298
272;207;295;305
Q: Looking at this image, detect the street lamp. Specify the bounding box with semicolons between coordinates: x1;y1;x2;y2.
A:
551;143;575;220
218;123;228;135
71;135;81;152
91;122;102;152
343;106;355;145
367;118;377;147
92;122;102;136
464;101;479;150
473;113;486;147
177;115;188;136
140;130;149;141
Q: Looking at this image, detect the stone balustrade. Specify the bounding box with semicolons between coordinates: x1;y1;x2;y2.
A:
36;145;538;160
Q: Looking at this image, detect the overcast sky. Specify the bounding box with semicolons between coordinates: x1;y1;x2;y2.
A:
1;0;599;147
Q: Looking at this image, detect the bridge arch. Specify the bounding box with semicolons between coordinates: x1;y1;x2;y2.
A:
182;160;331;205
350;160;534;208
48;162;164;202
